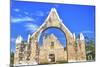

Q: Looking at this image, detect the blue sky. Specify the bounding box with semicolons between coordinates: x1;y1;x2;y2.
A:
10;0;95;52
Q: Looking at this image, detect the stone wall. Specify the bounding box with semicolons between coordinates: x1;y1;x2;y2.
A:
39;34;66;64
13;8;86;65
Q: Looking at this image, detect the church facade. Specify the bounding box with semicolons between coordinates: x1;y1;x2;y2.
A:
14;8;86;66
39;34;67;64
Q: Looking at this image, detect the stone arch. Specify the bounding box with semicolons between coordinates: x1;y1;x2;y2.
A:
31;20;73;47
31;8;73;46
38;26;67;47
29;8;74;63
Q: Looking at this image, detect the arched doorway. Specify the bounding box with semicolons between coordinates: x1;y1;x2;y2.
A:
30;8;73;63
30;24;73;63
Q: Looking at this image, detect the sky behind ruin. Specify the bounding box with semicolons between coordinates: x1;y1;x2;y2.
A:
10;0;95;52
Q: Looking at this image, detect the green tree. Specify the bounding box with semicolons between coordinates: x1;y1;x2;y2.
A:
10;51;14;66
86;39;95;61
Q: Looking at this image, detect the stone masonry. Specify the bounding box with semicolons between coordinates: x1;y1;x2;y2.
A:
14;8;86;66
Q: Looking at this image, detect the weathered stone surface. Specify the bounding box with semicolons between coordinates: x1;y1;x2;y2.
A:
14;8;86;65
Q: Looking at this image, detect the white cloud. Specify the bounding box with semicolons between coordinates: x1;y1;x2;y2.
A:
32;11;44;17
37;11;44;16
11;16;35;23
24;23;39;33
54;4;60;7
81;30;94;34
18;14;22;17
11;38;16;43
14;8;20;12
24;11;29;15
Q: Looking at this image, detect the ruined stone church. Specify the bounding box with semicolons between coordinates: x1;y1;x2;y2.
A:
14;8;86;65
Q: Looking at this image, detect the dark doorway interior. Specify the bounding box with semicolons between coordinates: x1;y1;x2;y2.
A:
49;54;55;62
